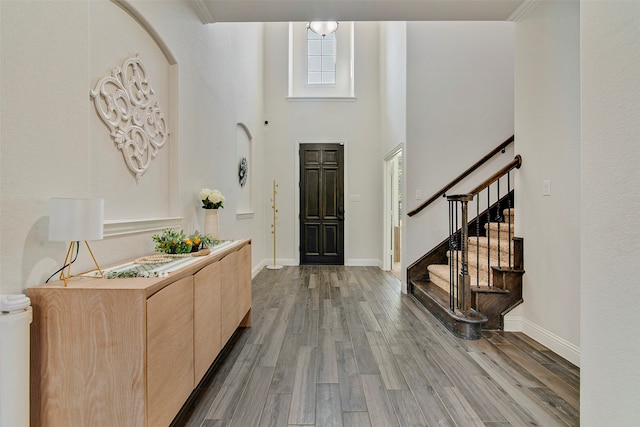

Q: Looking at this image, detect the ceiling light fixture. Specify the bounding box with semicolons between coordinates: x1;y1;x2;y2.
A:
308;21;339;37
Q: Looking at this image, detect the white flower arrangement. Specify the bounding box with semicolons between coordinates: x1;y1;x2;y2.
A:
200;188;225;209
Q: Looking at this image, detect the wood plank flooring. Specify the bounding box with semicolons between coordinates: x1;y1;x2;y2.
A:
177;266;579;427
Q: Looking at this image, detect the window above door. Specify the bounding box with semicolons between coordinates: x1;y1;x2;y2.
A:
288;22;355;99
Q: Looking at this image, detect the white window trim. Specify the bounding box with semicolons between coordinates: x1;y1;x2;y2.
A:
288;22;355;99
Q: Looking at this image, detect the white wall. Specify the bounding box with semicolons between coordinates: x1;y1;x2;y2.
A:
581;1;640;424
263;22;382;266
379;21;407;155
0;0;265;294
511;0;581;366
405;22;515;279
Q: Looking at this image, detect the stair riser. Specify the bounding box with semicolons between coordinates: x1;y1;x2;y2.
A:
487;230;515;243
468;236;515;254
456;245;514;266
447;252;514;286
430;262;497;289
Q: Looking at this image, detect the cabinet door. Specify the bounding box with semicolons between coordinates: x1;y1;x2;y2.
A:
194;262;222;383
147;276;194;427
238;244;252;324
220;250;239;344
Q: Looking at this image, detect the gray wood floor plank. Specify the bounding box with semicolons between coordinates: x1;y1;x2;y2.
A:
320;298;333;330
464;333;547;388
183;266;578;427
300;308;320;347
394;353;456;427
229;366;274;427
399;337;453;387
288;346;318;425
360;374;400;427
205;343;261;421
365;330;408;391
528;386;580;426
468;351;569;426
357;301;383;332
336;341;368;412
387;389;429;427
331;306;351;342
258;393;291;427
247;308;279;345
468;374;542;427
342;412;372;427
430;350;508;423
318;328;339;383
316;383;343;427
347;322;381;375
270;332;301;394
496;343;579;410
435;386;486;427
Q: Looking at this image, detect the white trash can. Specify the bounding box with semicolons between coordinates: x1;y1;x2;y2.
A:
0;295;32;427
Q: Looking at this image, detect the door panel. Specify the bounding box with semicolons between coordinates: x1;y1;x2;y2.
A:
300;143;344;264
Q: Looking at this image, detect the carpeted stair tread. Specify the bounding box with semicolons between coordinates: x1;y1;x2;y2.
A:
485;222;514;233
468;236;516;254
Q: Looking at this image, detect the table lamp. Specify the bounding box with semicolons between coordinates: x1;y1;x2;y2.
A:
49;198;104;286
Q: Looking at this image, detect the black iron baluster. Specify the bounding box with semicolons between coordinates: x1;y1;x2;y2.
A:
486;186;490;289
476;196;480;288
449;200;454;312
508;172;512;268
496;179;501;277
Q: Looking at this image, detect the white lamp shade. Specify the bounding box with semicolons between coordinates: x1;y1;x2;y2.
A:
308;21;339;37
49;198;104;241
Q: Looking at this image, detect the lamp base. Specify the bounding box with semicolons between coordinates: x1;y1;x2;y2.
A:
60;241;103;286
266;264;283;270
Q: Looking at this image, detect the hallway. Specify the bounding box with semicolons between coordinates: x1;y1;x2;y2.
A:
178;266;579;426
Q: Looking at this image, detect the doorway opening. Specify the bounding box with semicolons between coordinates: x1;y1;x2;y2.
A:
384;147;403;279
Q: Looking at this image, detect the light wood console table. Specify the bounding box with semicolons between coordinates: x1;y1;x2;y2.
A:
28;239;252;427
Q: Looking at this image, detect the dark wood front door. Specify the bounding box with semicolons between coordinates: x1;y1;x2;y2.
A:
300;143;345;265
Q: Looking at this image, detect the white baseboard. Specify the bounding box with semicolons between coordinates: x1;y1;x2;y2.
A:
251;261;266;278
345;258;381;267
504;316;581;367
256;258;297;274
256;258;381;271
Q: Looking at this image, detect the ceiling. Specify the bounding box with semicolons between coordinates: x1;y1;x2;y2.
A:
189;0;531;24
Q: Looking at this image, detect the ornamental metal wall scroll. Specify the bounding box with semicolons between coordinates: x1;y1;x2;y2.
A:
90;55;169;180
239;157;248;187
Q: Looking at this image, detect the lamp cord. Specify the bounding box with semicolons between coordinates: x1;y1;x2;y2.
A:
45;241;80;283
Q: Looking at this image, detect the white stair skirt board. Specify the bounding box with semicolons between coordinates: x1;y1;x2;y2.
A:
504;315;581;367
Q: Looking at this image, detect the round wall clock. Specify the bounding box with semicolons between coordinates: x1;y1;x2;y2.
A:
239;157;248;187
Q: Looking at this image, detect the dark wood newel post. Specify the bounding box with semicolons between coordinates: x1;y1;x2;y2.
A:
448;194;474;314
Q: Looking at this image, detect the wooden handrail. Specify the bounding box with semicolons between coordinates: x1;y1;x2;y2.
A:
468;154;522;196
407;135;515;217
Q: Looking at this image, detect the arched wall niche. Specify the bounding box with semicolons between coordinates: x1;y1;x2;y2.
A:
91;0;181;237
236;122;254;219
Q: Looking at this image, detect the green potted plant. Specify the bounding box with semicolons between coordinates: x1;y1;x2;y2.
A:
152;229;192;254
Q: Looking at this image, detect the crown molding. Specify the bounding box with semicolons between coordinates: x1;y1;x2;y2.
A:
188;0;216;24
508;0;543;22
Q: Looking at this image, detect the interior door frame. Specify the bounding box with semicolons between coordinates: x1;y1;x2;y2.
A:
295;139;348;265
383;144;404;278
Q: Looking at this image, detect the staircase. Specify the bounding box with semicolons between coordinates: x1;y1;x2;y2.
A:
407;138;524;340
409;205;524;339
